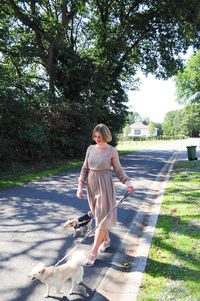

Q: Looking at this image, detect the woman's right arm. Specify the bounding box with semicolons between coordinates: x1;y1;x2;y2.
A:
77;183;83;199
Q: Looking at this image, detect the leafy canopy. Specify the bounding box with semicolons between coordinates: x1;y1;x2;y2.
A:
175;49;200;105
1;0;200;165
162;105;200;137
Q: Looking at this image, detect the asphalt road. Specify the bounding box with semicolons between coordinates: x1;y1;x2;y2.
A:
0;139;199;301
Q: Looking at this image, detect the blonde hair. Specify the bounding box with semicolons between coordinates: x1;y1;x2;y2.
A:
92;124;112;142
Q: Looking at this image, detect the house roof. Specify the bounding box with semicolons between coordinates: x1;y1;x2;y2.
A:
130;122;148;129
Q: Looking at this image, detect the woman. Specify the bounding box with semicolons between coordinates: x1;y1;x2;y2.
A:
77;124;134;266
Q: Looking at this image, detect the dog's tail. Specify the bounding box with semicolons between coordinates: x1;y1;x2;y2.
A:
69;251;86;267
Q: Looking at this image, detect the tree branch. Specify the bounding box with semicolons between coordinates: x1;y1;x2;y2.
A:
8;0;44;36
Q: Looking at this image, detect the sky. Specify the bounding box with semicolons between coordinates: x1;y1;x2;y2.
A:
127;48;194;123
127;73;183;123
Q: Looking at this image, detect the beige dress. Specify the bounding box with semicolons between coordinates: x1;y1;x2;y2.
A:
78;144;130;229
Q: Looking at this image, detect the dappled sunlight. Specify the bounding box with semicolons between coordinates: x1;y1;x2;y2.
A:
145;257;200;282
1;144;190;300
0;167;142;300
138;156;200;300
155;214;200;240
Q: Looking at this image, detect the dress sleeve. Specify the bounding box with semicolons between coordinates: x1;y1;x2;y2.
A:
111;147;130;184
78;146;90;185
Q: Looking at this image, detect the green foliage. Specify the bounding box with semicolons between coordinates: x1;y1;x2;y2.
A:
123;124;131;137
154;122;163;136
143;117;150;125
181;104;200;137
0;0;200;166
162;110;183;136
162;105;200;137
0;60;51;164
175;50;200;104
86;0;200;80
148;122;156;135
127;112;142;124
138;160;200;301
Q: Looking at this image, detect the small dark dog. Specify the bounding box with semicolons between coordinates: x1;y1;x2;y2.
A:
63;211;92;237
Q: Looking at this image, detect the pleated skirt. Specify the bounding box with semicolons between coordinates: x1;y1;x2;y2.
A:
86;169;117;229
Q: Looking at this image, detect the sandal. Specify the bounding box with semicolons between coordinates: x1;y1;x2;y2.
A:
99;240;110;253
85;253;97;267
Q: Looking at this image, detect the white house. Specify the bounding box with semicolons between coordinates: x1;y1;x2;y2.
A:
127;122;157;137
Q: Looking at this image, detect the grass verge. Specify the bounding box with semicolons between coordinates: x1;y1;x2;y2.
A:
0;139;189;190
0;160;83;190
116;139;174;151
0;149;137;190
137;160;200;301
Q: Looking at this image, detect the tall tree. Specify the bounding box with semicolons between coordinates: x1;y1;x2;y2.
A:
162;105;200;137
127;112;142;124
148;121;156;135
162;110;184;136
2;0;200;99
85;0;200;80
181;104;200;137
154;122;163;136
175;49;200;105
1;0;200;164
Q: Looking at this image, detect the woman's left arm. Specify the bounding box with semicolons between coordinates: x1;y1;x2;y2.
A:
111;148;134;193
124;180;134;193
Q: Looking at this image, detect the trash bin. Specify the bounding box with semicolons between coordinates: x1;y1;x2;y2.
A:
186;146;197;160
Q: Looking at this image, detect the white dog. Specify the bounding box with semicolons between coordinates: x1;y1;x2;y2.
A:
28;251;85;298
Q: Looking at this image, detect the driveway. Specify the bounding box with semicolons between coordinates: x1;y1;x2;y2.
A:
0;138;199;301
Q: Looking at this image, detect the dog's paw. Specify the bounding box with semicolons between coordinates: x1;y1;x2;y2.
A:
77;280;83;284
68;289;73;295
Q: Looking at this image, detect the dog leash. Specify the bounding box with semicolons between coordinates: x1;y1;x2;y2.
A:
54;191;132;267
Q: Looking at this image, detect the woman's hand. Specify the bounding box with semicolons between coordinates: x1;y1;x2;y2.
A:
77;185;83;199
125;181;134;193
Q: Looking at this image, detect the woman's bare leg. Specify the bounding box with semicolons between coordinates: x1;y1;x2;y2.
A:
90;228;110;255
89;216;111;255
85;222;111;265
91;228;105;254
103;229;110;242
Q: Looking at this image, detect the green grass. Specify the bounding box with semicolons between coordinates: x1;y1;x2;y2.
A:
0;160;83;190
0;139;186;190
0;145;144;190
137;160;200;301
0;150;134;190
116;139;174;151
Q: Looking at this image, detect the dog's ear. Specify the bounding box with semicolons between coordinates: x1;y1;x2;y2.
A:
88;211;92;217
39;267;46;274
63;221;69;228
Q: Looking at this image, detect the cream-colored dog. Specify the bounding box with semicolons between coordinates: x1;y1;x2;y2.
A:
28;251;85;298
